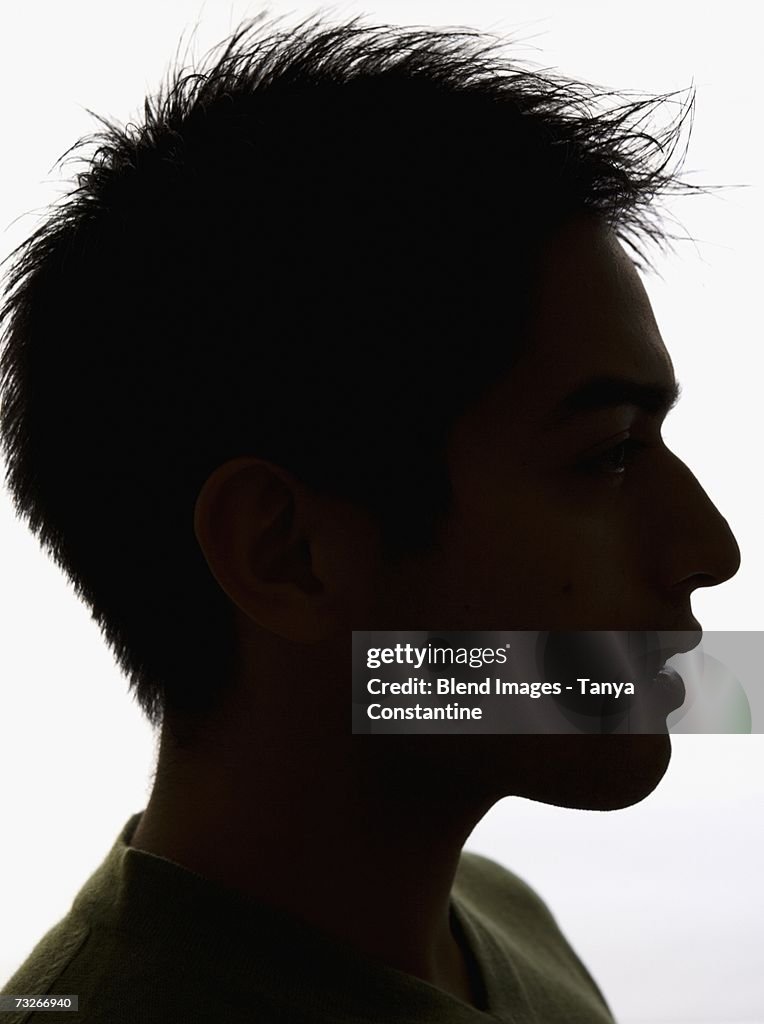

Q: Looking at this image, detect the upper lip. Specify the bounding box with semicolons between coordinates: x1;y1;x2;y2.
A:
641;628;703;678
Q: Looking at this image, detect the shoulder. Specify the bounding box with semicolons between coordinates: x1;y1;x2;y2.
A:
455;848;558;925
1;909;280;1024
0;913;90;1024
455;847;586;956
454;850;615;1019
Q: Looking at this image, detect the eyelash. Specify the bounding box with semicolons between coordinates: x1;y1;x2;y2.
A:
585;437;647;476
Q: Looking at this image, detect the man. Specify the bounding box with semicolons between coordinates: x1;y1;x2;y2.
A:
0;13;740;1023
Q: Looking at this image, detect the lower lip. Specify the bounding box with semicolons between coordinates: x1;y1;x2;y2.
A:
654;665;686;708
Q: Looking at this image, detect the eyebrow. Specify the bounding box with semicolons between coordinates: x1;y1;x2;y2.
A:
546;375;682;426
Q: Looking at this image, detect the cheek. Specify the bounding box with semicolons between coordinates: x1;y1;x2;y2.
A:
460;505;588;584
454;506;642;625
419;512;590;625
539;516;653;624
370;489;646;628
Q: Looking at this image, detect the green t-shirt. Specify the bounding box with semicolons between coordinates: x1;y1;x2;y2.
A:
2;813;616;1022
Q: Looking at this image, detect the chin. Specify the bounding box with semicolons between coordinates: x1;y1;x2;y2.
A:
499;733;673;811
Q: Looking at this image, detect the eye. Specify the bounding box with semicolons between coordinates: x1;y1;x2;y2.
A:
585;437;647;476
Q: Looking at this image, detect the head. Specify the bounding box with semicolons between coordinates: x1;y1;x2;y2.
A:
0;14;740;811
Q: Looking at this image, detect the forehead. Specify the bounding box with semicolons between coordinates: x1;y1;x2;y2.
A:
466;216;675;433
527;215;673;384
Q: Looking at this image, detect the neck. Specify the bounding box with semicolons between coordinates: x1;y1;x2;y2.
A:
130;703;496;1006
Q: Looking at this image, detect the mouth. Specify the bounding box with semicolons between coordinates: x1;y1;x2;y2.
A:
653;663;686;710
622;626;700;716
640;628;702;713
640;628;703;681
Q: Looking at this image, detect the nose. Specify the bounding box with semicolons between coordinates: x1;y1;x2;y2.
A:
659;452;741;596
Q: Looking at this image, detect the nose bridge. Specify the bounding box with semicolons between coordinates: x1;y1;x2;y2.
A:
657;451;741;590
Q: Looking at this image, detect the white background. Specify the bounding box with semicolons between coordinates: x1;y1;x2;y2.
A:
0;3;761;1023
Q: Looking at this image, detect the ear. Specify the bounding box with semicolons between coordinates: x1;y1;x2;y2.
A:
193;456;336;644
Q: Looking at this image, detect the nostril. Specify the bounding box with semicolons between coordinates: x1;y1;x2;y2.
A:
675;572;723;591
